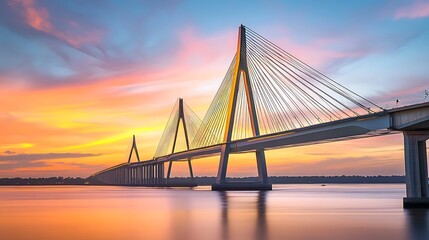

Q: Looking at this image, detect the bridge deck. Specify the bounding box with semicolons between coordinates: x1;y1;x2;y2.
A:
92;102;429;177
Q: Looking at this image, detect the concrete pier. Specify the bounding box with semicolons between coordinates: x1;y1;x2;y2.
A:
403;131;429;208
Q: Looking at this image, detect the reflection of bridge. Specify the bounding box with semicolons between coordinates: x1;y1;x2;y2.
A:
90;25;429;208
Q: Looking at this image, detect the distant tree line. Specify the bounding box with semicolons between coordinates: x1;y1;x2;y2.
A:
163;175;406;185
0;177;88;185
0;175;407;185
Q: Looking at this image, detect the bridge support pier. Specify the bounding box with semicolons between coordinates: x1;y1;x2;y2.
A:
403;131;429;208
212;144;271;191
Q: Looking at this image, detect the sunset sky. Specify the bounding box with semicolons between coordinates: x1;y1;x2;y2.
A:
0;0;428;178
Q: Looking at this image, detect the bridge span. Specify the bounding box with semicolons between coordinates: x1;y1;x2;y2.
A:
90;25;429;208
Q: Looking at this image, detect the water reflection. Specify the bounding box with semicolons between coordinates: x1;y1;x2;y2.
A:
406;209;429;240
219;191;267;240
0;185;424;240
170;193;192;240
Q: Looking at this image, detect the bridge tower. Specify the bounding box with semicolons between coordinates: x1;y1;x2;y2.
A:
212;25;271;190
166;98;195;183
127;135;141;163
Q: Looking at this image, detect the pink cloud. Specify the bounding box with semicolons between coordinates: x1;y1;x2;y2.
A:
10;0;103;47
370;79;428;108
394;2;429;19
175;26;236;68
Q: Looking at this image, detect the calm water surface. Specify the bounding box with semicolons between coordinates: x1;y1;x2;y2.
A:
0;184;428;240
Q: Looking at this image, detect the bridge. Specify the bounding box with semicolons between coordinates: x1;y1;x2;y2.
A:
90;25;429;208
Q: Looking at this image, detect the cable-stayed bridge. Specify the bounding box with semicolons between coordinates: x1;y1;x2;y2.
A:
91;25;429;208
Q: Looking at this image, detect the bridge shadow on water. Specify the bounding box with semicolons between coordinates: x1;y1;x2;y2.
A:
219;191;267;240
406;208;429;240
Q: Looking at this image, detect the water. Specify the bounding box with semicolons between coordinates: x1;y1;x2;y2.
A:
0;184;428;240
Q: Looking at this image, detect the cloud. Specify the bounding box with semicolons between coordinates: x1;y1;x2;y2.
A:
3;150;16;154
0;0;180;87
0;152;101;161
7;0;103;48
369;78;429;107
395;2;429;19
0;152;101;171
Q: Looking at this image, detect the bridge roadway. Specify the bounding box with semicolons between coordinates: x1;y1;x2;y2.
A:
97;102;428;168
93;103;427;170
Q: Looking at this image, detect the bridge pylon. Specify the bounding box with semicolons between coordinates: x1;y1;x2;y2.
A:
127;135;141;163
166;98;195;184
212;25;271;190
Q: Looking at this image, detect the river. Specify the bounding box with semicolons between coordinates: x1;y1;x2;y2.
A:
0;184;427;240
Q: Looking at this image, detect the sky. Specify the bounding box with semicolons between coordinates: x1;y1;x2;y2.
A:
0;0;428;178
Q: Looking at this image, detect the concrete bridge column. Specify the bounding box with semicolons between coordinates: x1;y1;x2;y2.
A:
122;168;125;185
137;166;141;185
152;164;156;184
159;163;165;184
147;165;150;184
146;165;150;185
136;167;140;185
154;164;158;184
141;166;145;185
149;165;152;184
143;166;147;184
153;164;157;184
146;166;149;185
145;166;149;185
111;170;114;184
129;167;132;185
156;164;159;184
158;163;162;184
119;169;122;185
403;131;429;208
159;163;163;184
121;169;124;185
152;164;155;185
121;168;125;185
143;166;145;184
126;167;130;185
